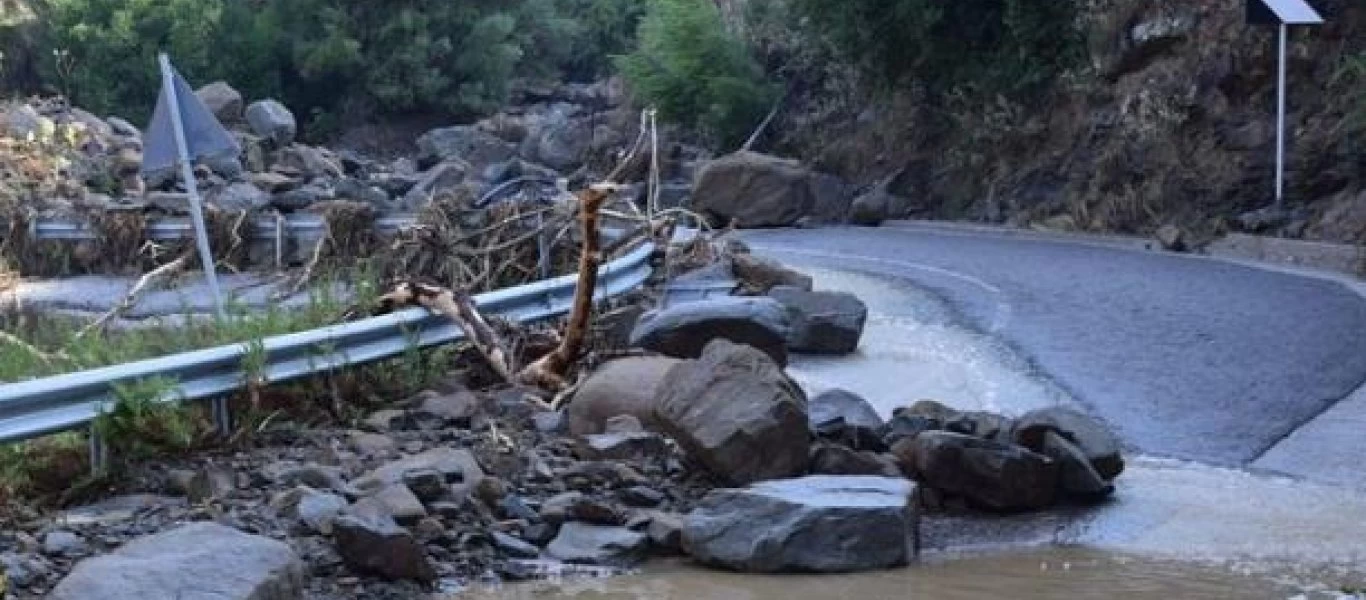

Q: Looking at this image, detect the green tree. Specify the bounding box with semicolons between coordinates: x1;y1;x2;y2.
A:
617;0;777;148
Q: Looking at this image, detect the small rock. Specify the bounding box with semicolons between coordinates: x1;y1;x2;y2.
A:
246;99;297;147
1155;224;1187;252
1012;407;1124;480
655;339;810;486
360;484;428;525
683;475;919;572
768;286;868;355
644;512;684;553
809;443;903;477
332;513;436;582
415;388;481;426
187;465;236;503
402;160;472;207
270;486;348;534
353;448;484;502
604;414;645;434
499;495;541;522
195;82;243;123
347;430;397;458
904;431;1058;512
521;523;558;547
265;463;355;496
577;431;669;461
546;523;649;567
402;469;448;503
848;189;889;226
618;486;666;508
491;532;540;559
363;409;411;433
209;182;270;212
945;410;1014;440
42;531;88;558
48;523;304;600
731;253;813;294
271;185;330;212
539;492;624;526
275;144;343;179
630;297;794;367
532;411;566;434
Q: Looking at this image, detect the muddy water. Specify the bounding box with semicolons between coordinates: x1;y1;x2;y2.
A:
463;549;1353;599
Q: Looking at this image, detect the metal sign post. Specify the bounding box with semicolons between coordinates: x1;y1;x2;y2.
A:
1247;0;1324;210
157;53;227;320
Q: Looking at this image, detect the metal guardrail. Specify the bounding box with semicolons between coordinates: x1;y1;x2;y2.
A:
0;242;655;455
21;214;420;241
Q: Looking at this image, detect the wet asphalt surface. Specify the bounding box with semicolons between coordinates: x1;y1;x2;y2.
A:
741;224;1366;468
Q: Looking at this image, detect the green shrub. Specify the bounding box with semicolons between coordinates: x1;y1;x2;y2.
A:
786;0;1084;99
617;0;778;148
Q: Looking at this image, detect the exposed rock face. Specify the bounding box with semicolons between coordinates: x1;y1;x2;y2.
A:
568;356;682;435
691;151;815;228
245;99;297;147
683;475;918;573
768;286;868;355
654;339;810;485
897;431;1058;512
49;523;304;600
629;297;793;367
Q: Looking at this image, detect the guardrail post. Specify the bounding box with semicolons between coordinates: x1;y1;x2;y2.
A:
88;426;108;476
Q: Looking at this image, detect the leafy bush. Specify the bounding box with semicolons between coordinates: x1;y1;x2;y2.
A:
786;0;1084;99
617;0;778;148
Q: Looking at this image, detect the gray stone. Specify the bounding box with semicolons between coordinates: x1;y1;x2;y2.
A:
107;116;140;138
568;356;682;435
683;475;918;573
353;448;484;501
902;431;1058;512
618;486;666;508
246;100;297;147
358;484;428;525
402;468;448;502
270;486;348;534
3;104;49;139
347;430;397;458
42;531;88;558
187;464;237;502
809;173;857;223
546;523;649;567
416;125;517;167
520;105;592;171
654;339;810;486
578;431;669;461
539;491;624;526
630;297;793;367
809;388;885;443
810;443;903;477
769;287;867;355
211;182;270;212
1155;224;1188;252
532;411;566;434
848;189;889;226
48;522;304;600
195;82;244;123
731;253;813;294
644;512;684;553
332;513;436;582
691;151;814;228
275;144;343;179
414;388;481;426
1012;407;1124;480
271;185;329;211
491;532;540;559
1042;431;1114;499
402;159;472;207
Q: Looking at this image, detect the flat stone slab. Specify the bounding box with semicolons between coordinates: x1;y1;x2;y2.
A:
683;475;919;573
48;522;304;600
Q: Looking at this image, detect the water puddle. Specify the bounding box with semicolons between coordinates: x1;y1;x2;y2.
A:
461;549;1361;600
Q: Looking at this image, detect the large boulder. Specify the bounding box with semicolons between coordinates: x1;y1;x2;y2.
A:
1041;431;1114;500
896;431;1058;512
1011;407;1124;480
195;82;244;123
546;523;649;567
416;125;517;168
683;475;918;573
808;173;857;224
568;356;682;435
768;286;867;355
48;522;304;600
246;100;297;147
520;104;592;171
210;182;271;212
691;151;815;228
848;189;889;226
332;511;436;582
401;159;472;207
629;297;793;367
654;339;810;485
730;253;813;295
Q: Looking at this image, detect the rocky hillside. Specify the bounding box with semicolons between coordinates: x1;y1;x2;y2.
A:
754;0;1366;245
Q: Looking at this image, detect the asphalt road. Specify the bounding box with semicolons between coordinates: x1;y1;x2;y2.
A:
741;224;1366;468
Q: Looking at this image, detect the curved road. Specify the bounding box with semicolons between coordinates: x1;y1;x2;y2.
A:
741;223;1366;469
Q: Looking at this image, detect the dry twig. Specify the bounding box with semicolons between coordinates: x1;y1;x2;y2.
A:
75;250;193;339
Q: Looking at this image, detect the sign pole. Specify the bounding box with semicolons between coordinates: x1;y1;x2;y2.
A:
1275;23;1288;210
158;53;227;320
